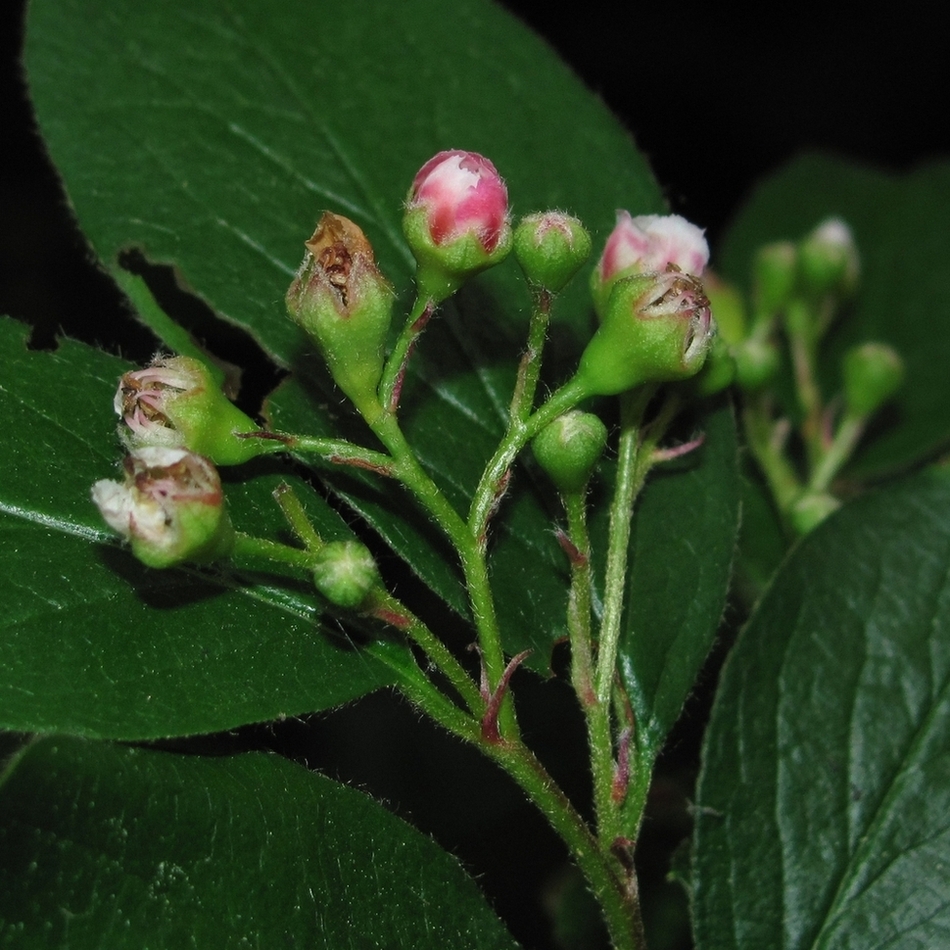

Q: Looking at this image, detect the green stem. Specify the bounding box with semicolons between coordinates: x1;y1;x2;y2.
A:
594;387;654;707
469;374;590;540
809;411;865;493
366;408;518;738
562;489;621;849
488;741;645;950
786;299;824;465
509;287;553;424
272;482;323;551
742;397;804;515
379;295;435;411
367;589;483;716
231;532;316;570
398;671;645;950
563;491;595;706
284;436;395;476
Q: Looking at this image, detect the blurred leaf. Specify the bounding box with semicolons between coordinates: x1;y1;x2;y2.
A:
719;155;950;476
0;736;520;948
0;317;397;739
692;468;950;948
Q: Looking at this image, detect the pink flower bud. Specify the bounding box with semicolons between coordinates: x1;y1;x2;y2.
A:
92;447;234;568
599;212;709;280
403;150;512;302
592;212;709;319
409;150;509;252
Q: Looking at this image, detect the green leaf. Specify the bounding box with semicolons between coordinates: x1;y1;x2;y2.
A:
719;155;950;476
692;468;950;949
0;736;520;948
617;403;741;761
0;317;397;739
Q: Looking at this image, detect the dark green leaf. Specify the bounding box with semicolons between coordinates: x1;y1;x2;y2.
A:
0;317;396;739
0;736;520;948
692;468;950;949
719;155;950;476
617;403;741;760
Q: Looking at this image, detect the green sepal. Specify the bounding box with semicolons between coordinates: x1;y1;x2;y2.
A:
163;368;268;466
402;205;513;304
574;273;713;396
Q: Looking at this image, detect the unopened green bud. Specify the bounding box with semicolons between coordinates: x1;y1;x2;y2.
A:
402;150;512;303
532;411;608;494
575;271;715;396
842;342;904;417
752;241;798;316
789;490;840;535
286;213;393;415
513;211;591;293
734;336;781;392
92;447;234;568
115;356;265;465
312;540;379;609
799;218;860;299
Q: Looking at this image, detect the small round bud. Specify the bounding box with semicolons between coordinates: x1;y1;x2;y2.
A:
115;356;265;466
752;241;798;316
734;336;781;392
311;540;379;609
799;218;860;299
842;342;904;417
532;411;608;495
92;447;234;568
789;491;840;536
513;212;591;293
286;213;394;415
591;211;709;319
402;150;512;303
575;270;715;396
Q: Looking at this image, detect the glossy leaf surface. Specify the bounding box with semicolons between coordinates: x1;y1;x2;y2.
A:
693;469;950;948
0;736;520;948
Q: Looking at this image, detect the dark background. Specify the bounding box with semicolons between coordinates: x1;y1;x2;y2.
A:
2;2;947;949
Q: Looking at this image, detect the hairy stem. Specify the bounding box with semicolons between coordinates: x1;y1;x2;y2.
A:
509;286;553;424
379;295;435;412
